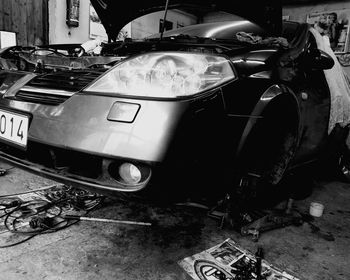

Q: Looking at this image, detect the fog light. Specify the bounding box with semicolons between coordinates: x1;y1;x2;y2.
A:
118;163;142;184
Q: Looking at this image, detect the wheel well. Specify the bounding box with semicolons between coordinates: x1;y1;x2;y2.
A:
238;93;300;185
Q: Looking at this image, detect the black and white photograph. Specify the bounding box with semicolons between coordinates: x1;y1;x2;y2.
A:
0;0;350;279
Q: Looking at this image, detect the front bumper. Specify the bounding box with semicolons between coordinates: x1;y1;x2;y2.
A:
0;87;189;192
0;150;151;193
0;93;187;162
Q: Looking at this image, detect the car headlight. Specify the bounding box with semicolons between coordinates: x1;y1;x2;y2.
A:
84;52;236;98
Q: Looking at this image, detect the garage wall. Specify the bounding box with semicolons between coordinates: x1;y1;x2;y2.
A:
283;1;350;22
0;0;48;46
130;10;197;39
49;0;90;44
283;2;350;76
49;2;197;42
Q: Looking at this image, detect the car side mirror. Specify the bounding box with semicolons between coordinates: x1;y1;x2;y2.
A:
305;48;334;70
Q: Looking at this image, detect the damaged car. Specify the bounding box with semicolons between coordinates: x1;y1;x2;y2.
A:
0;0;342;201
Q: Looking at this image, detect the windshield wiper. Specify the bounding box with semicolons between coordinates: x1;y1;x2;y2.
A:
150;34;246;50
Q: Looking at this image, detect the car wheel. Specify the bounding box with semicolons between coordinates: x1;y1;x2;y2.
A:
236;96;300;208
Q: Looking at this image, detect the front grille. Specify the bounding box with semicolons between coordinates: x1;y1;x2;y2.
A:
12;68;107;105
27;69;105;91
15;89;69;105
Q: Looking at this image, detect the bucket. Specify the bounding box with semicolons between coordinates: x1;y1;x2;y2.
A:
309;202;324;217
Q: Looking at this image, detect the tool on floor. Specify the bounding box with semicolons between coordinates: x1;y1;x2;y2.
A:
208;173;260;230
0;166;15;176
64;215;152;226
255;246;264;280
240;198;303;241
219;193;233;229
208;170;306;241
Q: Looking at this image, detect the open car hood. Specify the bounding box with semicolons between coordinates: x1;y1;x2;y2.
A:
90;0;282;41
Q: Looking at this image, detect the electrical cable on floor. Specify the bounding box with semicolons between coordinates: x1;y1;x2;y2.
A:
0;185;105;248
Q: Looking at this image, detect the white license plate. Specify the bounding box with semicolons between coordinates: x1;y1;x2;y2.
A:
0;109;29;148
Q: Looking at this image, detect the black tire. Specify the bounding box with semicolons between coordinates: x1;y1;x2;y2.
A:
236;96;300;208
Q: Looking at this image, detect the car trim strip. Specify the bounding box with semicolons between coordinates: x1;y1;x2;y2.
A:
2;73;37;97
20;86;75;97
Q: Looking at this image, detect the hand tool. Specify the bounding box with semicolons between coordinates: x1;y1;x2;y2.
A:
64;215;152;226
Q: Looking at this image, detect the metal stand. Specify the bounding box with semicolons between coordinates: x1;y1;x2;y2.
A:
208;182;303;241
240;198;303;241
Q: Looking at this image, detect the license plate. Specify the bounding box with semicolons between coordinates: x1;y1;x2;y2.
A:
0;109;29;148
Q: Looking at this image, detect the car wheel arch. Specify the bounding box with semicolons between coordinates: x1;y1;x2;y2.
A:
235;84;301;186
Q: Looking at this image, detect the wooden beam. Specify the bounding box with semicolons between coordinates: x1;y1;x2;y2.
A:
0;0;4;31
26;0;35;46
3;0;11;32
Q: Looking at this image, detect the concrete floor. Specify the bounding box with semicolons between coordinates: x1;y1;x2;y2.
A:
0;159;349;280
